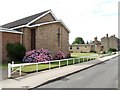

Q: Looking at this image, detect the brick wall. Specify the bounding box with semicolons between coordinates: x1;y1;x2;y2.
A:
22;27;31;51
31;13;56;25
0;32;2;62
69;45;92;53
36;22;69;57
101;36;119;52
109;36;118;50
101;37;109;52
2;32;21;63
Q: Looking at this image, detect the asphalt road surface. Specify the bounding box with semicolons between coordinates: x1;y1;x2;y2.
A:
38;56;118;88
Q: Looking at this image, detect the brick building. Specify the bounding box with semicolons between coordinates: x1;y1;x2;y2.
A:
69;34;120;53
2;10;70;62
0;27;22;63
101;34;120;52
69;37;104;53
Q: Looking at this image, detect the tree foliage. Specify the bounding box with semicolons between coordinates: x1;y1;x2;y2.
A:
72;37;85;44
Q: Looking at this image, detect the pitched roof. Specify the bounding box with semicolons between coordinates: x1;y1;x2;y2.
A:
0;27;23;34
2;10;49;28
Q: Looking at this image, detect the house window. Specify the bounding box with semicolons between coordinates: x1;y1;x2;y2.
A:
57;28;61;47
70;46;72;49
85;46;87;48
77;46;79;49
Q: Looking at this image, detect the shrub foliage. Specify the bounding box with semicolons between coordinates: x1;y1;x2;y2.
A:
23;48;53;63
54;51;66;60
6;43;26;62
108;48;117;52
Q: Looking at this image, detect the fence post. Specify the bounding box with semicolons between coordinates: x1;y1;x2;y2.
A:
8;63;11;78
73;58;74;64
83;57;84;62
79;58;80;63
59;60;60;68
36;63;38;72
49;61;51;69
88;57;89;61
12;61;14;71
19;66;22;76
67;59;68;66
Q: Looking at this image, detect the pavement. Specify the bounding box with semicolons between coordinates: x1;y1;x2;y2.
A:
1;69;7;82
39;56;118;88
0;53;119;89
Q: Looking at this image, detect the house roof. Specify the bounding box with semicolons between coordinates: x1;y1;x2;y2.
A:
0;27;23;34
70;44;95;46
2;9;70;33
28;20;70;33
2;10;49;28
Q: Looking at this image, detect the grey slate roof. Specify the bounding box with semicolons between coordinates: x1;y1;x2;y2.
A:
2;10;49;28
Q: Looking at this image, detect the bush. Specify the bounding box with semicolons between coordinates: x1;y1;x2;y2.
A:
54;51;66;60
6;43;26;62
90;50;96;53
23;48;53;63
108;48;117;53
103;51;106;54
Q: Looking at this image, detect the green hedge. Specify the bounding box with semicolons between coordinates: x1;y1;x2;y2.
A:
6;43;26;62
108;48;117;53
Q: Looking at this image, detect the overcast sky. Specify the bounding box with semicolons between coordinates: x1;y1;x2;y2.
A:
0;0;118;44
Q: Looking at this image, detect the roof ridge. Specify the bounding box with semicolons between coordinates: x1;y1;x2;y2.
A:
2;10;50;28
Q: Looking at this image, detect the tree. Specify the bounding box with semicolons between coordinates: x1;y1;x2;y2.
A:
72;37;85;44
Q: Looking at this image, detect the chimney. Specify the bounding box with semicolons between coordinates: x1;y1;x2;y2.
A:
106;34;108;38
94;37;97;41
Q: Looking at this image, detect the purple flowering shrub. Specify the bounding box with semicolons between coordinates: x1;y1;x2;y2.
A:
23;48;53;63
54;51;66;60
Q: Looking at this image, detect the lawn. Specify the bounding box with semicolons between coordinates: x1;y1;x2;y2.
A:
19;56;96;73
71;53;97;58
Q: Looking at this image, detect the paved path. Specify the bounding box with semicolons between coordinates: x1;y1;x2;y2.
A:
1;69;8;82
39;56;118;88
1;53;118;89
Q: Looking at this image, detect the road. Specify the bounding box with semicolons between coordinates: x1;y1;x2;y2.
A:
38;56;118;88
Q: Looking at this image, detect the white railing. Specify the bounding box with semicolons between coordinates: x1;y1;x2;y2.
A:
8;55;98;78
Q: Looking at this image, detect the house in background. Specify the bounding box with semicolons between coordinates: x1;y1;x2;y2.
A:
69;37;103;53
69;44;96;53
69;34;120;53
101;34;120;52
2;9;70;63
0;27;22;63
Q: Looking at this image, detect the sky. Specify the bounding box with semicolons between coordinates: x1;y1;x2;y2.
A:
0;0;119;44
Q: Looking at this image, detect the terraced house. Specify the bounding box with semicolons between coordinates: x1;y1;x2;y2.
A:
1;10;70;63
